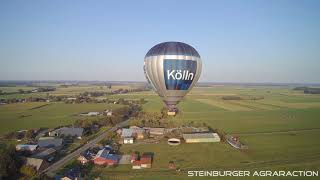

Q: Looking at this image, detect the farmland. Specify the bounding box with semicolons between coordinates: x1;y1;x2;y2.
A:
1;83;320;179
94;85;320;179
0;102;125;134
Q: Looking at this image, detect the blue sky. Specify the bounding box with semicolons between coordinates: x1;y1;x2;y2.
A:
1;0;319;83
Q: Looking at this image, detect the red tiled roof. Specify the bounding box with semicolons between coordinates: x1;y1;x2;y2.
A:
140;156;152;164
132;160;141;166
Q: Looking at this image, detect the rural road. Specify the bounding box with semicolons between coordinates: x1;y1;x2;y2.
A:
42;119;129;177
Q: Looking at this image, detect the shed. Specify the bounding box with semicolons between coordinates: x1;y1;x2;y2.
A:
16;144;38;152
32;148;56;160
124;137;134;144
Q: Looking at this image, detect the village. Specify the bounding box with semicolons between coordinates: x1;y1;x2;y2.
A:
3;94;250;180
14;120;239;180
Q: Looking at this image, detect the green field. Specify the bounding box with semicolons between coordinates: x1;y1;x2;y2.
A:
1;84;320;179
0;102;124;134
90;85;320;179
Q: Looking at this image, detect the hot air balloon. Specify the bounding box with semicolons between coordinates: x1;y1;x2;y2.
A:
144;42;202;115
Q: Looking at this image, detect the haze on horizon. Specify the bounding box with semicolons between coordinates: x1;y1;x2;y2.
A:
0;0;320;83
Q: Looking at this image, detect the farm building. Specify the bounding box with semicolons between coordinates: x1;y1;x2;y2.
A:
31;148;56;161
121;128;134;137
93;149;119;166
183;133;220;143
49;127;84;139
16;144;38;152
88;112;100;116
144;127;165;136
121;127;146;139
23;157;49;172
38;137;63;148
80;112;100;116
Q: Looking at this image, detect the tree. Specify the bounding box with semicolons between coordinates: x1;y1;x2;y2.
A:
25;129;34;139
139;98;146;104
19;165;36;178
0;143;20;179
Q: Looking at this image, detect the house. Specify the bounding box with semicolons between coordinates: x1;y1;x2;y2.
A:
16;144;38;152
131;153;152;169
38;137;63;148
24;157;49;172
104;110;112;116
49;127;84;139
61;167;82;180
140;154;152;168
123;137;133;144
182;133;221;143
168;161;176;169
93;149;119;166
132;161;142;169
131;153;138;163
31;148;56;161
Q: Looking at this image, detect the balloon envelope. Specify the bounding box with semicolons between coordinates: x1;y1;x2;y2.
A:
144;42;202;111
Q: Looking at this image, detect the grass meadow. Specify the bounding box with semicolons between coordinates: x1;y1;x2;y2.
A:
92;86;320;179
1;85;320;179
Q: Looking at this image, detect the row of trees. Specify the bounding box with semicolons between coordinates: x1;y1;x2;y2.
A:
0;87;55;96
3;129;35;140
74;104;141;136
294;86;320;94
